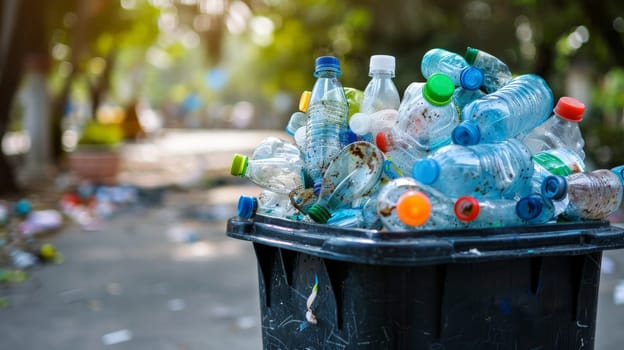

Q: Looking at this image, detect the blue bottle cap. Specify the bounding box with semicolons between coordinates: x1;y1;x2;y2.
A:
346;129;359;144
452;121;480;146
313;181;323;196
412;159;440;184
237;195;258;219
14;199;32;217
459;66;484;90
611;165;624;185
314;56;341;77
541;175;567;200
516;194;543;220
308;203;331;223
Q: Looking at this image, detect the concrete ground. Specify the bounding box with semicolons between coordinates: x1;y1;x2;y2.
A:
2;129;624;349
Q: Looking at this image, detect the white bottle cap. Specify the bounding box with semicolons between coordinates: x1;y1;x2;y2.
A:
294;126;306;149
349;113;371;135
370;55;395;74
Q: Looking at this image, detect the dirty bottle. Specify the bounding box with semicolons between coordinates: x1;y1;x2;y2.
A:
523;96;586;160
326;195;382;229
541;166;624;220
376;177;463;231
304;56;350;189
230;154;303;195
307;142;384;223
237;190;298;220
452;87;485;110
349;109;398;139
421;48;484;90
412;139;534;199
452;74;554;145
454;194;555;228
464;46;513;93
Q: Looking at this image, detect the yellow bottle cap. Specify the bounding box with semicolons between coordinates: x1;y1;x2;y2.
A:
396;191;431;227
299;91;311;112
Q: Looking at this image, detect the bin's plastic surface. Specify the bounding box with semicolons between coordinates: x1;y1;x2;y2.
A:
226;215;624;349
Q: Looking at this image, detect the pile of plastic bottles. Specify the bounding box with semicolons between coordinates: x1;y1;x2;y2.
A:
231;47;624;231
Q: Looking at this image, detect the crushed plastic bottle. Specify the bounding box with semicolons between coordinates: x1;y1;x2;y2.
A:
464;46;513;93
307;142;384;223
453;74;554;145
304;56;350;189
230;153;303;195
421;48;484;90
376;177;463;231
541;166;624;220
251;137;302;161
412;139;534;199
523;96;586;160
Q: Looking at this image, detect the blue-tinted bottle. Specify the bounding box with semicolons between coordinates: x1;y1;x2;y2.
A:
464;47;513;93
304;56;349;190
454;194;556;228
453;87;485;110
376;177;464;231
412;139;534;199
542;166;624;220
307;142;384;223
327;196;382;230
452;74;554;146
421;48;484;91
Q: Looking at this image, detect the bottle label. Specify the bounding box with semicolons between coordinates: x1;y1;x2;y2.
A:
532;150;584;176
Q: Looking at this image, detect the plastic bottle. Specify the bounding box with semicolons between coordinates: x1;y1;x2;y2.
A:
412;139;534;199
304;56;350;189
285;91;311;136
251;137;302;161
454;194;556;228
464;46;513;93
522;96;586;160
541;166;624;220
452;87;485;110
307;142;384;223
452;74;554;146
326;196;382;230
237;191;298;220
421;48;484;90
376;177;464;231
230;153;303;195
530;148;586;205
361;55;401;114
349;109;398;139
402;82;425;103
375;74;458;175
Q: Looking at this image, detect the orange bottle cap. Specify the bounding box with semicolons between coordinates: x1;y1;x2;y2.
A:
396;191;431;226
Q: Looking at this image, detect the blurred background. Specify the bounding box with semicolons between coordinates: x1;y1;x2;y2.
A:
1;0;624;349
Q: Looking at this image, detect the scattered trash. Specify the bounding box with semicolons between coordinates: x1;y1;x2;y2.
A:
614;281;624;306
305;275;319;325
101;329;133;345
18;210;63;236
9;249;37;269
167;298;186;311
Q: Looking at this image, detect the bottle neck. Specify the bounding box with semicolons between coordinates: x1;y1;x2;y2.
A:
315;69;340;78
369;70;394;79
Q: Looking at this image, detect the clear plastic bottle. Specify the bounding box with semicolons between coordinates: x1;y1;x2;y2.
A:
454;194;555;228
252;137;302;161
361;55;401;114
421;48;484;90
541;166;624;220
375;73;458;176
452;74;554;146
412;139;534;199
285;91;311;136
326;196;382;230
307;142;384;223
522;96;586;160
304;56;350;190
376;177;464;231
452;87;485;110
237;191;298;219
464;46;513;93
402;82;425;103
530;148;586;207
349;109;398;139
230;153;303;195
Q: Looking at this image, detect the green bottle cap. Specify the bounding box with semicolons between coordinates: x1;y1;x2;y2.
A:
230;154;249;176
422;73;454;106
465;47;478;64
308;204;331;224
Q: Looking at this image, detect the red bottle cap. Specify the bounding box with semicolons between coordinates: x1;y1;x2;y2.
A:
375;132;389;152
454;196;480;222
554;96;585;122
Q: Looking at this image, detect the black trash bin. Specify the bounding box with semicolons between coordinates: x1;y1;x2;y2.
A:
226;215;624;350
